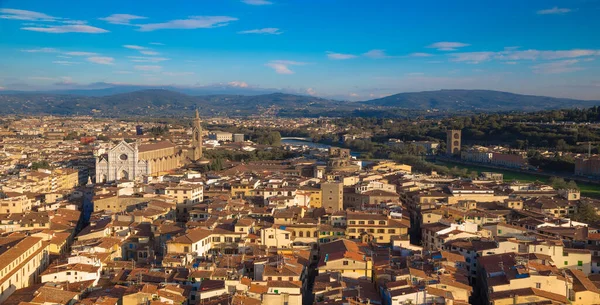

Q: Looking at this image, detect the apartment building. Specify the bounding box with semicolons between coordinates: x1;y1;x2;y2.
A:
0;236;50;303
346;212;409;243
0;193;34;214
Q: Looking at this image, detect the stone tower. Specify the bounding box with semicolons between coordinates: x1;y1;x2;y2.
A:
191;109;203;161
446;129;461;155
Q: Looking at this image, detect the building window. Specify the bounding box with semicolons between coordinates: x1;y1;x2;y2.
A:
343;261;349;266
565;261;568;266
578;261;583;266
498;230;502;234
536;283;541;289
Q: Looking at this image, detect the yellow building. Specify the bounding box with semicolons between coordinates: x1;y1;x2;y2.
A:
53;168;79;191
346;212;410;243
318;239;373;280
0;236;50;303
569;269;600;305
0;193;34;214
230;179;259;198
297;186;322;208
370;161;412;173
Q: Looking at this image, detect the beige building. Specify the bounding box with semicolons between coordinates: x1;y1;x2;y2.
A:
321;182;343;212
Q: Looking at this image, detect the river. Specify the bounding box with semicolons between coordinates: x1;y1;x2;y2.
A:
281;138;360;157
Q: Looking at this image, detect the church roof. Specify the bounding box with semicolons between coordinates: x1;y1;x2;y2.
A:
139;141;176;153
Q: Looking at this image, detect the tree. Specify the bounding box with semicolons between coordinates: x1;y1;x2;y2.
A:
549;177;568;190
64;131;78;141
572;201;600;223
31;160;50;170
567;180;579;190
209;158;224;171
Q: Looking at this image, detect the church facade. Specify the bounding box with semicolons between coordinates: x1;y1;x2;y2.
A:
95;110;203;183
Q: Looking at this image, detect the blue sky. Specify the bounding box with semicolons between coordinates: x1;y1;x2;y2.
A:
0;0;599;100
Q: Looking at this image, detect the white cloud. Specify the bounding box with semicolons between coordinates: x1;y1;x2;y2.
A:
150;42;164;46
349;93;359;97
163;71;195;76
21;47;59;53
265;60;307;74
28;76;56;81
128;56;170;63
538;49;598;60
427;41;470;51
99;14;147;25
0;8;58;21
52;60;79;65
0;87;4;90
57;55;72;58
137;16;238;31
55;76;76;85
22;24;108;33
306;88;317;95
242;0;273;5
123;45;147;50
362;49;393;59
532;59;583;74
114;71;133;74
64;51;97;56
135;65;162;72
124;45;160;56
140;50;160;55
449;52;495;64
537;7;572;15
238;27;282;35
61;20;87;25
326;51;357;60
504;61;518;65
408;52;433;57
87;56;114;65
228;81;249;87
451;49;600;63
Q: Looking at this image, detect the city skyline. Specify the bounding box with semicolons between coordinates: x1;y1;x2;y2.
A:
1;0;600;100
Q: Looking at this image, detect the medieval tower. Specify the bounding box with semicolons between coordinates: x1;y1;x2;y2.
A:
446;129;461;155
191;109;203;161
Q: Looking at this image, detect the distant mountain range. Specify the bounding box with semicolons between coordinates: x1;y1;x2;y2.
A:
0;88;597;117
360;89;599;111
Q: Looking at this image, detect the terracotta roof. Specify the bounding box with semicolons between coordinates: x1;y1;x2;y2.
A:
138;141;176;153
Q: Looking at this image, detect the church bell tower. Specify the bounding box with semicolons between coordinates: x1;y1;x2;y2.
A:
192;109;203;161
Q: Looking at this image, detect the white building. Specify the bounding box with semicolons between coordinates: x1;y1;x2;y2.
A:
261;226;293;249
41;263;101;286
